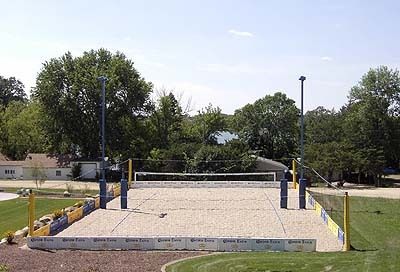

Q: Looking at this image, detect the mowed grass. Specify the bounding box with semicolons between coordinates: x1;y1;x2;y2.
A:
0;197;78;237
167;196;400;272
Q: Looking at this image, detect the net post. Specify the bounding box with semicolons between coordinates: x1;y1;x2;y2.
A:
343;192;350;251
280;178;288;209
292;159;297;189
99;179;107;209
128;159;132;187
120;178;128;209
299;178;306;209
28;189;35;236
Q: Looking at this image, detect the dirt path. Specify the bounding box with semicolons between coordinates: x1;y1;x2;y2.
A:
0;242;204;272
0;192;18;201
0;180;101;190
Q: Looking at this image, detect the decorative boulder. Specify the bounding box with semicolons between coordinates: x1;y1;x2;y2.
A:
15;228;28;238
64;206;76;213
39;216;53;225
63;191;71;197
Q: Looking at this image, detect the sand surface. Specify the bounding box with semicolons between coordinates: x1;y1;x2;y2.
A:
57;188;343;251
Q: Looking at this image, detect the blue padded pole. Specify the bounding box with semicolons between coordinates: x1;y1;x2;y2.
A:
121;178;128;209
299;178;306;209
99;179;107;209
280;178;288;209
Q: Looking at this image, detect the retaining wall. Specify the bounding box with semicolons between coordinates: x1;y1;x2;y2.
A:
27;236;316;252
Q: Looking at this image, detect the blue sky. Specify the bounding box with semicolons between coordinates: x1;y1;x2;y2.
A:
1;0;399;114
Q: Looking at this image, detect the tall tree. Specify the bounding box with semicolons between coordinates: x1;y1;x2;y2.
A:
0;76;26;107
0;101;47;160
150;92;184;149
233;92;299;159
33;49;153;158
192;104;226;144
347;66;400;167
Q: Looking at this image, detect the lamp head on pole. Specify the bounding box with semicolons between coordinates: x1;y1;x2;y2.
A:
98;76;108;82
299;76;306;81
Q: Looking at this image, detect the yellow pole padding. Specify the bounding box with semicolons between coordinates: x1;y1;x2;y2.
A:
28;191;35;236
343;192;350;251
128;159;132;187
292;159;297;189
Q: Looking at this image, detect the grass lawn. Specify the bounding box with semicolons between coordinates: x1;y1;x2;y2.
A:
167;196;400;272
0;197;79;237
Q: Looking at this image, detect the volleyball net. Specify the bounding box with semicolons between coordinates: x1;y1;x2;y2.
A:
132;171;279;188
292;159;350;250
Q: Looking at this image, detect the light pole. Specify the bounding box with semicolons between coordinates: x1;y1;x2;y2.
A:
98;76;107;209
299;76;306;180
299;76;306;209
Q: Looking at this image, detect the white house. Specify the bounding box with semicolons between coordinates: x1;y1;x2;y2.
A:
71;159;102;179
0;153;101;181
23;153;75;180
0;154;24;179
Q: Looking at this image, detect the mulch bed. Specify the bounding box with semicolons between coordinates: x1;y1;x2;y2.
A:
0;241;204;272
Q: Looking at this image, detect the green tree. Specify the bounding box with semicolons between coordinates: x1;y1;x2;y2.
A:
233;92;299;159
30;162;47;189
347;66;400;167
0;101;47;160
32;49;153;159
191;104;226;144
188;140;255;173
150;92;185;149
0;76;26;107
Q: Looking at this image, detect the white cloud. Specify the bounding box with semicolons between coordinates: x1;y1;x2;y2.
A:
321;56;333;62
228;29;254;37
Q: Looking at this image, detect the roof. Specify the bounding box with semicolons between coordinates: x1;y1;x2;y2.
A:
0;153;24;166
23;153;75;168
0;160;24;166
0;153;10;161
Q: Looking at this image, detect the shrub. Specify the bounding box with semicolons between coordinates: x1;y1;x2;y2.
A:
74;201;84;208
0;264;9;272
71;163;82;180
80;184;90;195
66;183;74;193
3;231;14;244
53;209;65;220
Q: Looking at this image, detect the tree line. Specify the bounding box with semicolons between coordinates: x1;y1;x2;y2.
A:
0;49;399;185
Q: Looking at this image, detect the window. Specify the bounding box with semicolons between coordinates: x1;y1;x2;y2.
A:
4;169;15;175
56;170;61;176
5;170;8;174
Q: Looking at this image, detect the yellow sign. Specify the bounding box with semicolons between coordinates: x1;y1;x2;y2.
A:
33;224;50;237
67;207;83;224
113;185;121;197
95;197;100;209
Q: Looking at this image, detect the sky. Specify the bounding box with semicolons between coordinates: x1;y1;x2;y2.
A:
1;0;400;114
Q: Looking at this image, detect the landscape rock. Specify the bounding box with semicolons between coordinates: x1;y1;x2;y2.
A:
64;206;76;213
63;191;71;197
39;216;53;225
34;220;45;229
14;229;28;238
